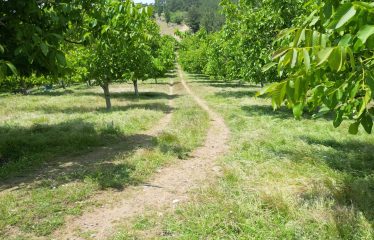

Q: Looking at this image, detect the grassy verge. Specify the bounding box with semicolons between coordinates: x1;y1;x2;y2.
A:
0;82;170;180
0;78;209;239
113;74;374;239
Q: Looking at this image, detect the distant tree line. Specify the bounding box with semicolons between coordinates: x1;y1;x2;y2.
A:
155;0;224;33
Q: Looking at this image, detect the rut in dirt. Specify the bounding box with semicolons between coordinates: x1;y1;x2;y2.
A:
53;67;230;240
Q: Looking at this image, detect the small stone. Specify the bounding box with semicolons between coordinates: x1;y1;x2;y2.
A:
172;199;180;204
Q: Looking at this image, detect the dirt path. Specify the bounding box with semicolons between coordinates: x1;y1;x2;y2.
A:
54;68;230;240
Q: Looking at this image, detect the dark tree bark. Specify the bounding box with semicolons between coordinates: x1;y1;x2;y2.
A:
133;80;139;97
61;80;66;89
101;83;111;110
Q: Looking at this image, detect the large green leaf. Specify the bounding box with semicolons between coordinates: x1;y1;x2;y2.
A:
357;25;374;44
40;42;49;56
317;47;334;66
5;61;18;75
328;47;345;71
332;4;357;29
293;103;304;120
349;121;360;134
361;113;373;134
303;49;310;71
56;52;66;66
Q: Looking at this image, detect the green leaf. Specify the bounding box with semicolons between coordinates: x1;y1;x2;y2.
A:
349;121;360;134
346;47;356;69
291;49;298;68
333;111;344;128
262;62;277;72
303;49;310;71
357;25;374;44
358;89;372;117
317;47;334;65
366;72;374;97
333;4;357;29
101;25;110;34
0;44;4;54
293;103;303;120
40;42;49;56
272;48;289;60
328;47;344;71
361;113;373;134
339;34;352;46
5;61;18;75
56;52;66;66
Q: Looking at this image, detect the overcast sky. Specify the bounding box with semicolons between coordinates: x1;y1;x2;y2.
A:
133;0;155;4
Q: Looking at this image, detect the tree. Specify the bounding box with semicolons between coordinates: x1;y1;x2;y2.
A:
150;35;176;83
155;0;165;17
186;5;200;33
178;0;306;84
85;0;152;109
0;0;90;91
262;0;374;134
165;8;171;24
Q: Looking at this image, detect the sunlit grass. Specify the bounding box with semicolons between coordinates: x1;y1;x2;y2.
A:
113;74;374;239
0;77;209;239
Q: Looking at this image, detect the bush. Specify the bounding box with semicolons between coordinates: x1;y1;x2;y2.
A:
170;11;186;25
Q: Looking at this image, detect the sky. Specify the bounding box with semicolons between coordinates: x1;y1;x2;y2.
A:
133;0;155;4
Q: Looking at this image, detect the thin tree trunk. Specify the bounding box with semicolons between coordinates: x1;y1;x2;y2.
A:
155;78;158;84
101;83;111;110
260;81;264;88
61;80;66;89
133;80;139;97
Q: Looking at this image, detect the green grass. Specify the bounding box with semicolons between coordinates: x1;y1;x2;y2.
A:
113;75;374;239
0;78;209;239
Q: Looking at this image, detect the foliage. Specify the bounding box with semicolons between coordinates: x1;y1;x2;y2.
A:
170;11;186;25
157;0;223;32
0;0;91;80
151;36;177;79
179;0;306;84
179;30;208;74
262;0;374;134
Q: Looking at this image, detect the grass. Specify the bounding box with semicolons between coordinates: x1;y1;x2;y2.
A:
111;74;374;239
0;77;209;239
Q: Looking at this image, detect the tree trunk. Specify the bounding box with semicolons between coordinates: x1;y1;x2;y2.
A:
260;81;264;88
61;80;66;89
19;77;28;95
155;78;158;84
133;80;139;97
101;83;111;110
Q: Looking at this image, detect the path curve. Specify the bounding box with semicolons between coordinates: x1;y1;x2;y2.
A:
54;67;230;240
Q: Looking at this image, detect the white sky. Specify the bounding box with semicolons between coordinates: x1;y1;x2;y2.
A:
133;0;155;4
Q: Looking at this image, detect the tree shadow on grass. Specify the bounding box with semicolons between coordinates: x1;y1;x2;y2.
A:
215;90;266;99
278;135;374;232
241;105;294;119
35;102;174;115
241;104;335;121
74;91;180;101
0;119;157;191
30;89;75;96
